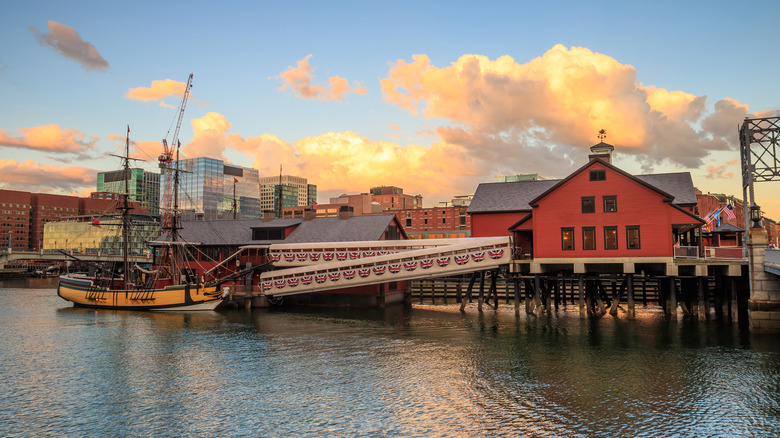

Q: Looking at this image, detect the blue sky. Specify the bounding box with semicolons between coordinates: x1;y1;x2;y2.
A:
1;1;779;217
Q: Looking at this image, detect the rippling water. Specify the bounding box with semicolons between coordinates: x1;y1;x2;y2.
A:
1;278;778;437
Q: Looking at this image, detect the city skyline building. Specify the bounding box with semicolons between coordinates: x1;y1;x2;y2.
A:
97;168;161;216
259;175;317;213
167;157;261;220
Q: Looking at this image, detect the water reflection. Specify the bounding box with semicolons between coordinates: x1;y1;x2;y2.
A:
1;283;778;437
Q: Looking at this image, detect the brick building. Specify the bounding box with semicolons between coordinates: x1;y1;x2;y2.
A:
0;189;148;250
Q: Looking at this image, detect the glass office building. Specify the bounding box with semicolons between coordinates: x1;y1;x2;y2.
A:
97;169;161;216
43;215;160;255
165;158;261;220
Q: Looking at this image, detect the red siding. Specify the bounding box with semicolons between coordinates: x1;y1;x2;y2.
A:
471;212;525;237
533;163;687;258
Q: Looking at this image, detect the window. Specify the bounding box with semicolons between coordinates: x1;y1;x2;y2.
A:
603;196;617;213
581;197;595;214
626;226;641;249
604;226;618;250
561;227;575;250
406;218;412;227
589;169;606;181
582;227;596;250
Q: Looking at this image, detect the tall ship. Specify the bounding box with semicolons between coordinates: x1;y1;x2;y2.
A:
57;74;225;310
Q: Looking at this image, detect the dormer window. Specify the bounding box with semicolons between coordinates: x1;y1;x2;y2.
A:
589;170;606;181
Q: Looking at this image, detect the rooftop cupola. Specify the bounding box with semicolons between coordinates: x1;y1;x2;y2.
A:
589;129;614;164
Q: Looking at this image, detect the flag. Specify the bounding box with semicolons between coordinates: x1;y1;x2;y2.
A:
91;217;101;228
724;203;736;220
312;201;317;206
234;178;238;183
714;210;721;227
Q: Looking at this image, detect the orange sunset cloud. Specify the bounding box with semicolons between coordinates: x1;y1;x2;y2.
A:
179;112;479;201
381;45;752;171
126;79;188;102
279;55;368;102
0;124;97;154
0;159;95;193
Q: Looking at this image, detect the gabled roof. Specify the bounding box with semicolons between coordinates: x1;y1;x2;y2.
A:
153;218;304;246
153;214;406;246
467;179;560;213
529;158;676;206
712;222;745;233
469;158;699;214
635;173;698;205
284;214;406;243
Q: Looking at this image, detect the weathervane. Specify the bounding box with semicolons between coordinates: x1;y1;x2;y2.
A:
598;129;607;142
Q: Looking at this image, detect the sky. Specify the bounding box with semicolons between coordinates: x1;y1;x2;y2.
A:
1;1;779;219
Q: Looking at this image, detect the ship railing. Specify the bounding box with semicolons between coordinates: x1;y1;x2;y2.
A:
703;246;747;260
673;246;699;259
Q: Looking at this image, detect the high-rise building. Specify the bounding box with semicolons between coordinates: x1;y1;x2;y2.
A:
259;175;317;213
165;157;261;220
97;168;161;216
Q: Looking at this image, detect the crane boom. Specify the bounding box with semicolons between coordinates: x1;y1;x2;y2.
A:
159;73;193;231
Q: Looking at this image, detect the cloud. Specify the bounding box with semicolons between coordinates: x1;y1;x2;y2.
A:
279;55;368;102
380;45;766;177
178;112;480;202
0;124;97;155
0;159;95;194
29;21;109;71
704;164;735;179
126;79;187;102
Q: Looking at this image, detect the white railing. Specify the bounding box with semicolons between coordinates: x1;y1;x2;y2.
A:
673;246;699;259
704;246;748;260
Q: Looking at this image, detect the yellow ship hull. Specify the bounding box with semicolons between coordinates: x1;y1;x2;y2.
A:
57;275;223;311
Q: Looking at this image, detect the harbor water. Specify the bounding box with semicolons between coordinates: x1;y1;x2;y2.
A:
1;278;778;437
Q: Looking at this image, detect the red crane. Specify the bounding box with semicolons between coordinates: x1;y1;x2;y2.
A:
159;73;193;230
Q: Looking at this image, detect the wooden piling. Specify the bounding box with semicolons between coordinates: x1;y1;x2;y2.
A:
697;277;706;321
525;278;535;315
669;277;678;319
513;277;520;315
477;271;485;312
578;275;585;318
627;273;635;319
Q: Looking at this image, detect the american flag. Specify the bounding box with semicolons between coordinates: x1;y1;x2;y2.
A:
724;204;736;220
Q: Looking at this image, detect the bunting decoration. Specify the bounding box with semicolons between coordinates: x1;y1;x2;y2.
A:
309;253;320;262
420;259;434;269
343;270;356;280
287;278;299;287
436;256;451;267
454;254;470;265
328;272;341;281
296;253;308;261
372;266;386;275
337;252;348;261
270;253;281;262
403;261;417;271
274;279;286;289
323;253;334;261
389;264;401;273
487;249;504;259
358;268;371;278
283;253;294;262
471;251;486;262
315;274;327;284
262;281;273;292
301;276;313;285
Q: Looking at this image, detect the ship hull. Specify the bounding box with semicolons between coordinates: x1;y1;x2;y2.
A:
57;276;223;311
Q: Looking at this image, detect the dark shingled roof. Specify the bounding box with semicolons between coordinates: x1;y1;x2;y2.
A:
284;214;401;243
153;218;304;246
467;179;560;213
468;170;698;214
712;222;744;233
152;215;401;246
635;172;698;205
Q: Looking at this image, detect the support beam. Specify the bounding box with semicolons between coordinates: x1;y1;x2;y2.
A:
627;273;635;319
578;275;585;318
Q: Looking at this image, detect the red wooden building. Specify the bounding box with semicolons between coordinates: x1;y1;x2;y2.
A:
469;142;703;260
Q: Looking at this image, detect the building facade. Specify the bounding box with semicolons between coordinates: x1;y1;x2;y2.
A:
169;157;262;220
97;168;161;216
43;214;160;256
369;186;422;210
259;175;317;213
0;189;148;250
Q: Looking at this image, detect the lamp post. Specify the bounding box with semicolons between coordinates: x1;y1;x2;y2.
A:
750;204;762;228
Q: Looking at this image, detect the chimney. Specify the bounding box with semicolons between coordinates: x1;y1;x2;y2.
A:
303;208;317;221
262;211;276;222
339;205;354;220
589;141;614;164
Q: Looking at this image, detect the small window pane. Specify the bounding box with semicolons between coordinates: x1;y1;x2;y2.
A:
604;196;617;212
583;227;596;250
582;197;595;214
589;170;606;181
562;228;574;250
604;226;618;250
627;226;641;249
